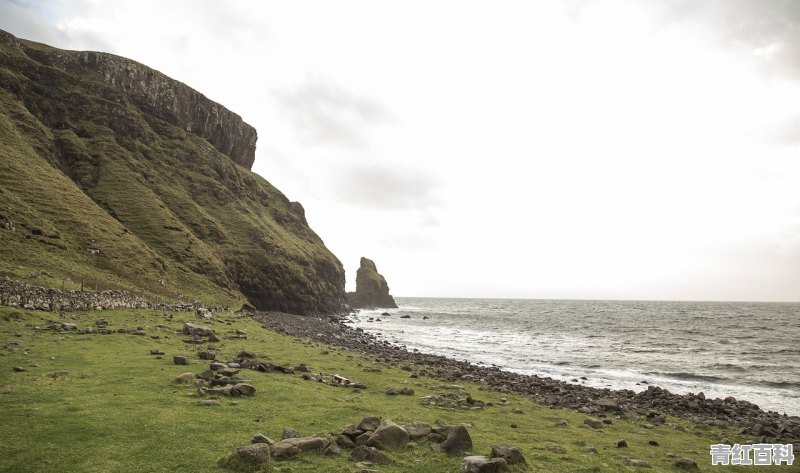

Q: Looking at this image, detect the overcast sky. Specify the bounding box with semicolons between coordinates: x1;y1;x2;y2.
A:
2;0;799;301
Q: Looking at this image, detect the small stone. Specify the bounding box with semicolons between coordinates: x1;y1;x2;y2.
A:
12;366;25;372
648;440;659;446
617;439;628;448
428;432;445;443
557;419;569;426
585;446;597;454
173;355;189;365
510;423;517;429
197;351;215;360
603;419;613;424
197;400;219;406
271;437;327;459
625;458;651;467
231;383;256;396
282;427;300;439
674;458;698;469
237;350;257;359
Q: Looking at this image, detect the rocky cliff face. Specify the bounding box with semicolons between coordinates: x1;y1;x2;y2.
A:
346;257;397;309
0;29;346;314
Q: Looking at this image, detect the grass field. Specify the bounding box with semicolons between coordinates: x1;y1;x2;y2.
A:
0;306;794;472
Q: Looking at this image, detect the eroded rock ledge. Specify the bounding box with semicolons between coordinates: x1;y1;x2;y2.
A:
346;257;397;309
1;30;257;169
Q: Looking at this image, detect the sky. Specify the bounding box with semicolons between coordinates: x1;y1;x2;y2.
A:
2;0;799;301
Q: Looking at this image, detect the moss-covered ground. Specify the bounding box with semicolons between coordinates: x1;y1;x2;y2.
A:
0;307;795;472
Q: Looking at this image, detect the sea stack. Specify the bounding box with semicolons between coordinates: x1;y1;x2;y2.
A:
347;258;398;309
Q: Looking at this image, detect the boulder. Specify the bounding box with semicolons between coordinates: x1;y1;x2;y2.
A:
584;418;603;429
625;458;651;467
441;425;473;455
232;443;271;466
462;456;509;473
349;446;392;465
367;420;409;450
489;444;526;464
403;421;432;440
337;434;356;449
197;351;215;360
231;384;256;396
271;437;328;459
173;355;189;365
282;428;300;439
182;322;213;337
357;416;381;432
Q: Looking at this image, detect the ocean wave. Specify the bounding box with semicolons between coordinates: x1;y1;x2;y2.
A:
648;371;729;383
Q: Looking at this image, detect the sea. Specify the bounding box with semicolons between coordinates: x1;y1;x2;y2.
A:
346;298;800;416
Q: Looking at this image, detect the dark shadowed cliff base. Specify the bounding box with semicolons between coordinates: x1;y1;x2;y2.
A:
0;30;346;314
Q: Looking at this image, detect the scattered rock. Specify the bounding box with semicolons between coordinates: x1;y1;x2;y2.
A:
441;425;473;455
337;434;356;449
12;366;25;372
237;350;257;359
385;387;414;395
325;444;342;456
183;322;213;337
231;383;256;396
149;349;165;355
197;400;219;406
648;440;659;446
462;455;509;473
197;351;215;360
557;419;569;426
489;444;526;464
617;439;628;448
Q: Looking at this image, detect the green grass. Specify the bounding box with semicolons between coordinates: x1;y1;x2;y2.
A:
1;307;794;472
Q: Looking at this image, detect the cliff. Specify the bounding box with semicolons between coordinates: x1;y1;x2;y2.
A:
0;29;346;314
346;257;397;309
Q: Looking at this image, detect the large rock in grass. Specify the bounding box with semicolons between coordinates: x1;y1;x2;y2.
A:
441;425;473;455
366;420;409;450
270;437;328;459
356;416;381;432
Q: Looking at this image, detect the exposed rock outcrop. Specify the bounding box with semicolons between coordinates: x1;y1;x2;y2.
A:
346;257;397;309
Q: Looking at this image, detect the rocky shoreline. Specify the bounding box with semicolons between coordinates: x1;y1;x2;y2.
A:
254;311;799;445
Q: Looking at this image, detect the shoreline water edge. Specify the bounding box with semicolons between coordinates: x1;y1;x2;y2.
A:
254;310;800;446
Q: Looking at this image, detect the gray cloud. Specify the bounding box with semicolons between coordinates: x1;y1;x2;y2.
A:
273;79;390;148
0;1;60;45
662;0;800;79
334;164;439;210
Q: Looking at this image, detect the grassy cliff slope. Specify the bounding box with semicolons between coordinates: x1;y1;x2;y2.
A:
0;30;345;314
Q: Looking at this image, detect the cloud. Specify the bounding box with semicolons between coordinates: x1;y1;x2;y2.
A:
273;78;390;148
662;0;800;79
0;0;60;45
333;164;440;210
774;116;800;145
